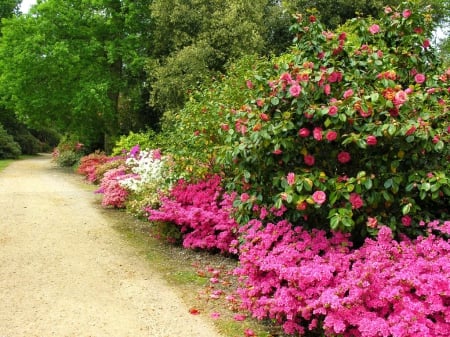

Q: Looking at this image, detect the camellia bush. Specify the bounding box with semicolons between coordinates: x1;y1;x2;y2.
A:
218;2;449;240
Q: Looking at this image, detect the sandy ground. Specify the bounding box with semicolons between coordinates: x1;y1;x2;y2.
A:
0;154;224;337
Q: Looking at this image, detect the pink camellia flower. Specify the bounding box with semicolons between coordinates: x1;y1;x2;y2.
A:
384;6;393;14
368;24;380;34
367;216;378;228
343;88;354;99
393;90;408;106
349;193;364;209
287;172;295;186
298;128;310;138
401;215;412;227
326;130;338;141
240;193;250;203
260;113;270;121
272;148;282;155
280;72;292;83
328;105;338;116
312;190;326;205
402;9;412;19
289;82;302;97
304;154;315;166
313;127;323;141
366;135;377;146
405;87;413;94
220;123;229;131
324;83;331;95
246;80;253;89
414;73;426;84
337;151;351;164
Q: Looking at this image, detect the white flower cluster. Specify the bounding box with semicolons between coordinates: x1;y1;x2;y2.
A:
119;149;165;192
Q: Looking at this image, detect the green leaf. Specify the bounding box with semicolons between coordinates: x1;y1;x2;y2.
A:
364;179;373;190
384;178;393;189
402;204;411;215
271;97;280;105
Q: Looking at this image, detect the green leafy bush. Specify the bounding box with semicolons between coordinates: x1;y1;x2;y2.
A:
217;2;449;239
111;130;160;156
52;134;85;167
0;123;21;159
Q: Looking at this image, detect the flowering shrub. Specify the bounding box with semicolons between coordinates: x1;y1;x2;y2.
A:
218;2;449;237
52;135;85;167
76;151;109;183
147;175;239;254
235;219;450;336
95;166;135;208
119;147;172;216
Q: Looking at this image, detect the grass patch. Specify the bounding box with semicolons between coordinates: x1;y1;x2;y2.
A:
0;159;13;172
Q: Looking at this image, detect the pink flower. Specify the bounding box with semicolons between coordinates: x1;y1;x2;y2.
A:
289;82;302;97
233;314;246;321
304;154;315;166
280;72;292;83
240;193;250;203
414;73;426;84
369;24;380;34
402;9;412;18
401;215;412;227
405;126;416;136
246;80;253;89
244;329;256;337
328;71;343;83
210;312;221;319
328;105;338;116
366;135;377;146
272;148;283;155
349;193;364;209
287;172;295;186
324;84;331;95
298;128;310;137
313;127;323;141
423;39;430;48
343;88;354;99
384;6;393;14
326;130;338;141
337;151;351;164
312;191;326;205
367;217;378;228
393;90;408;106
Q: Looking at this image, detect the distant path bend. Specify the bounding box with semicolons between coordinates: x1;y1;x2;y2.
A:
0;154;223;337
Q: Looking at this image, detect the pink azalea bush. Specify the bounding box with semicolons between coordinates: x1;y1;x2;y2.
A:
95;166;136;208
235;219;450;336
147;175;239;253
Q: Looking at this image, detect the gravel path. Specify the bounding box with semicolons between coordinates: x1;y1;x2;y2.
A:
0;154;223;337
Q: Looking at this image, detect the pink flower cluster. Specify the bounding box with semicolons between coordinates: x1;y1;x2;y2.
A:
147;175;239;254
235;220;450;336
76;152;110;182
95;166;134;208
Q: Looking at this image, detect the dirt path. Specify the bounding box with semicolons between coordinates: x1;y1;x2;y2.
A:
0;154;224;337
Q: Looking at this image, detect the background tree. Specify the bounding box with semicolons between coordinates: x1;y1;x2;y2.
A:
0;0;156;151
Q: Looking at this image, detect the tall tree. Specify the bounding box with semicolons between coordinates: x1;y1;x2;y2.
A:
0;0;155;150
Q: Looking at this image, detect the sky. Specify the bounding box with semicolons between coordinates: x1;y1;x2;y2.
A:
19;0;37;13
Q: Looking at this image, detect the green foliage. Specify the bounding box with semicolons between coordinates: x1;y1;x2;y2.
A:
111;130;162;156
217;2;449;238
158;54;272;181
52;135;85;167
0;123;21;159
148;0;270;111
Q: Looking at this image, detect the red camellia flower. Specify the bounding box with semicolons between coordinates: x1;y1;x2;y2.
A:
328;105;338;116
343;88;354;99
260;113;270;121
423;39;431;48
366;135;377;146
312;190;326;205
313;127;323;141
349;193;364;209
304;154;315;166
337;151;351;164
369;24;380;34
246;80;254;89
414;73;426;84
298;128;310;137
326;130;338;141
402;9;412;18
401;215;412;227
